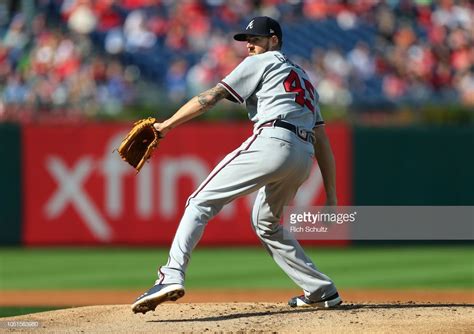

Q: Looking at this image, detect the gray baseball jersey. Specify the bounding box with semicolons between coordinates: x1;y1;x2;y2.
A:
219;51;324;131
156;51;338;302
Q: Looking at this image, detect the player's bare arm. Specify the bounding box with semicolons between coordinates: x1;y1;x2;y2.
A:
197;85;230;111
154;85;230;136
313;126;337;205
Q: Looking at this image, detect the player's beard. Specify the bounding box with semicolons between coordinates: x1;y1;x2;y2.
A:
264;39;271;52
249;39;271;56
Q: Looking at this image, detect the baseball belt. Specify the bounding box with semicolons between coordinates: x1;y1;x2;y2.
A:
259;119;314;143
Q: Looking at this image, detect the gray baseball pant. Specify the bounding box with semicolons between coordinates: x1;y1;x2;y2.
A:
157;126;338;300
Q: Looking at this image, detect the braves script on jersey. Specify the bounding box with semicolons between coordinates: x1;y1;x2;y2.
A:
219;51;325;131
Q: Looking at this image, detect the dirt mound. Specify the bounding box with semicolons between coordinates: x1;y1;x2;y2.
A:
2;302;473;333
1;289;472;306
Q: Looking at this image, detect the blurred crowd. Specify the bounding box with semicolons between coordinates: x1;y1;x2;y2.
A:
304;0;474;108
0;0;473;122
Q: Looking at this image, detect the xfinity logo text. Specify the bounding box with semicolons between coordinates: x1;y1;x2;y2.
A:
43;132;324;241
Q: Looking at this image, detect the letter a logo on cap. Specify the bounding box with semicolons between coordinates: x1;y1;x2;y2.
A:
246;20;254;30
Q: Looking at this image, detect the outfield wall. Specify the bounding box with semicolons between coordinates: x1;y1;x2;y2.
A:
0;123;472;245
21;122;351;245
0;123;22;245
353;126;474;205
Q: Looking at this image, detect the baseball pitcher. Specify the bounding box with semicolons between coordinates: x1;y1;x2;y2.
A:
132;16;341;314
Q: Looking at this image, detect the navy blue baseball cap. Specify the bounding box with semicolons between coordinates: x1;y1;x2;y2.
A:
234;16;282;42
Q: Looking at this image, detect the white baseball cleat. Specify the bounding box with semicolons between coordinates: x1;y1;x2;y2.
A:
288;292;342;308
132;283;185;314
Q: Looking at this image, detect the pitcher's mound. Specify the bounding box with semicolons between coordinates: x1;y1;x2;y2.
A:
3;302;473;333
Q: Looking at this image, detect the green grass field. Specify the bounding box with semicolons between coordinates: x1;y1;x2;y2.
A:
1;245;473;290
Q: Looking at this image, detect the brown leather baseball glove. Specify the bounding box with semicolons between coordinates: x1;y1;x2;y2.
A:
118;117;161;173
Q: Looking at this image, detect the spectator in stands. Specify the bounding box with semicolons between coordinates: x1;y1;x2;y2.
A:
432;0;472;29
455;68;474;105
2;13;28;68
63;0;98;35
347;42;375;80
166;58;188;104
124;10;156;51
3;72;29;107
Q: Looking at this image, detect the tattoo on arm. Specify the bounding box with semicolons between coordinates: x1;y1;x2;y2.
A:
197;85;230;111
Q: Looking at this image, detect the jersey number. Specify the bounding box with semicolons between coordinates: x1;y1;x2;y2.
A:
283;70;315;113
